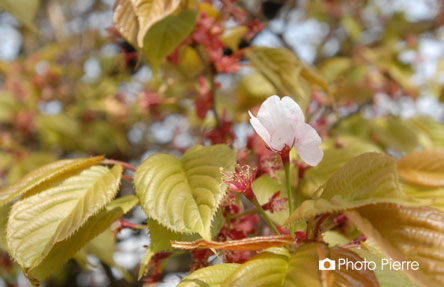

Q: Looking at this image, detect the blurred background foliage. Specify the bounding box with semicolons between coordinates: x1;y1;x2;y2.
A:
0;0;444;286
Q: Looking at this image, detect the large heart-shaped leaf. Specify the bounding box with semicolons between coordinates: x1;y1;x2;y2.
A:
134;145;236;240
221;243;378;287
398;149;444;187
143;9;196;73
113;0;181;47
286;153;413;225
6;164;122;273
27;195;138;281
345;203;444;287
0;156;104;208
178;263;240;287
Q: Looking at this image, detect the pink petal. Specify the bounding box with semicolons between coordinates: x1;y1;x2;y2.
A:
293;123;324;166
281;96;305;122
256;95;284;133
269;122;296;152
249;112;272;148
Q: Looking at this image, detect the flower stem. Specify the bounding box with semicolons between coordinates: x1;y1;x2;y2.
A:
252;198;280;235
283;162;295;236
231;208;259;219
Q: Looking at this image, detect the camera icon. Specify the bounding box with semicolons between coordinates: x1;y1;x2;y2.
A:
319;258;336;270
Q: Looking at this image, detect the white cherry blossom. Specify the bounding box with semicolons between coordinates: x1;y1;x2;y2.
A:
249;95;324;166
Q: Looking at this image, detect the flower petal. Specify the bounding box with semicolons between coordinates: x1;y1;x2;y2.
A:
281;96;305;122
270;123;296;152
249;112;272;148
256;95;284;133
293;123;324;166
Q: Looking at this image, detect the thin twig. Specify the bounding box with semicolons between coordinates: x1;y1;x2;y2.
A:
102;159;137;172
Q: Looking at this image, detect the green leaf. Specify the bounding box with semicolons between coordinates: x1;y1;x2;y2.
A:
252;174;288;225
5;152;56;185
113;0;181;47
341;15;362;40
139;218;184;279
397;149;444;187
371;117;420;153
86;228;133;282
0;204;9;251
220;26;248;52
408;117;444;148
301;136;381;198
27;195;138;281
222;248;290;287
246;47;327;111
178;263;240;287
300;148;365;198
143;10;197;73
134;144;236;240
403;184;444;212
345;203;444;287
0;0;39;30
222;243;378;287
6;165;122;273
236;73;277;109
352;248;414;287
286;153;413;225
322;230;351;248
36;114;82;150
0;156;104;208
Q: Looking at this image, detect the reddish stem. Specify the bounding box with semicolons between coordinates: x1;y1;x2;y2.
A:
313;214;330;240
122;175;134;181
102;159;137;172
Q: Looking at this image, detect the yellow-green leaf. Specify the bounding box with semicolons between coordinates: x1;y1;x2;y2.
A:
86;228;133;282
345;203;444;287
134;144;236;240
0;0;39;30
222;243;378;287
403;184;444;212
252;174;289;225
300;148;365;198
352;248;414;287
178;263;240;287
0;204;9;251
246;47;325;111
301;135;382;196
221;26;248;52
6;164;122;272
27;195;137;281
286;153;412;225
138;218;183;279
113;0;181;47
143;9;197;73
0;156;104;208
371;117;420;153
408;117;444;148
398;149;444;187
